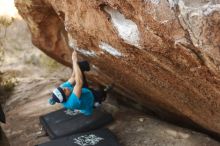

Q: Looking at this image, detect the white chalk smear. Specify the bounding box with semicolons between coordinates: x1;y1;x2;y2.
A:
67;34;96;57
145;0;160;5
168;0;179;8
170;0;220;16
68;34;77;49
92;65;100;71
203;4;220;16
75;48;96;57
99;42;123;57
104;6;140;48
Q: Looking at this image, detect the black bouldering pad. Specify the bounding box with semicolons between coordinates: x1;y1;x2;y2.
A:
40;108;113;139
37;128;120;146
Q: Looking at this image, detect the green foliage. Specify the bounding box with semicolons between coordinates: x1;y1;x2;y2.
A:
0;72;16;103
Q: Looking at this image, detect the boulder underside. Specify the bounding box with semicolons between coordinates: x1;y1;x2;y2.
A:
15;0;220;136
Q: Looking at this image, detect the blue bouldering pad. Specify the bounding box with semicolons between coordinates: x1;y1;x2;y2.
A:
37;128;120;146
40;108;113;139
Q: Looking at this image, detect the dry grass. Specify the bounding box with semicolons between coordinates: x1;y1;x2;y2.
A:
0;72;16;104
0;16;15;104
0;17;14;28
0;16;14;38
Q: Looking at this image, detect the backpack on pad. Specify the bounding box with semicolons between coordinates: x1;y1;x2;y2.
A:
37;128;120;146
39;108;113;139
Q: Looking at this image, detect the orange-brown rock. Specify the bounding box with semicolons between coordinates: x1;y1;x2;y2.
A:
15;0;220;136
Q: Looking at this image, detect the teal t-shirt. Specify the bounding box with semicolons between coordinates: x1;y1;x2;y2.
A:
60;81;94;116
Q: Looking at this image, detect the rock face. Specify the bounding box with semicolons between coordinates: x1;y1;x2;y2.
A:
15;0;220;136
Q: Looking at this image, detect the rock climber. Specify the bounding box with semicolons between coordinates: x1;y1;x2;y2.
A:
48;50;112;116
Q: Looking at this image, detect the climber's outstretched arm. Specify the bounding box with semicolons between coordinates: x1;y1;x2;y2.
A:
68;69;75;85
72;50;83;98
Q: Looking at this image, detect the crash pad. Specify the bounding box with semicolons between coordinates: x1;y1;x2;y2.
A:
37;128;120;146
40;108;113;139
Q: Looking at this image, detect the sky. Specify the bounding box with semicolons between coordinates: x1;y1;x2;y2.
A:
0;0;18;17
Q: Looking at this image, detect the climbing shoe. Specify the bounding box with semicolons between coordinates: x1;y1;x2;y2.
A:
78;61;90;72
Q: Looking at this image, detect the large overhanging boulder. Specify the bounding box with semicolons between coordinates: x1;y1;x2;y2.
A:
15;0;220;136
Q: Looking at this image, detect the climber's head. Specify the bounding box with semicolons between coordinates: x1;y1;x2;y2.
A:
48;87;71;105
